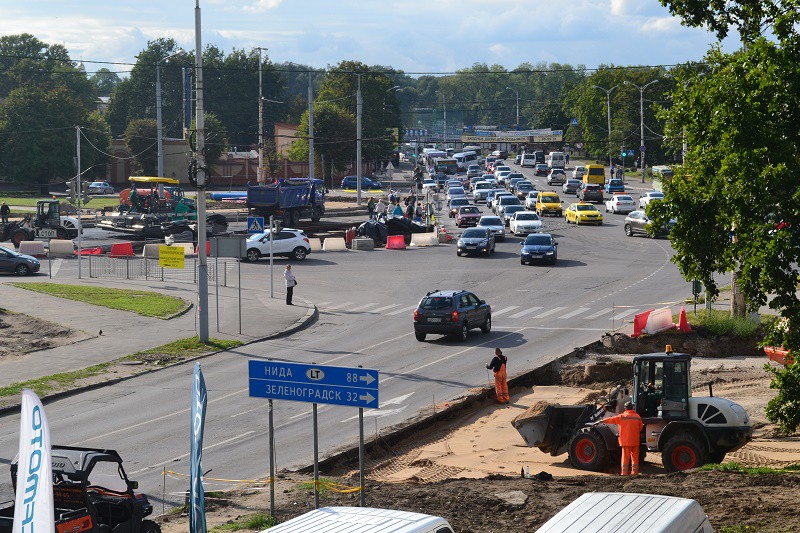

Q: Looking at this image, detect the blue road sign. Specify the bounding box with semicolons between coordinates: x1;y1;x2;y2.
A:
640;145;646;152
627;149;635;157
247;216;265;234
248;360;379;409
570;118;579;126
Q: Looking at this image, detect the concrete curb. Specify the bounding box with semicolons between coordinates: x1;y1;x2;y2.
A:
0;300;318;418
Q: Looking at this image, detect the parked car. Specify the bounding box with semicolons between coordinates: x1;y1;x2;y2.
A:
0;245;40;276
547;168;567;185
448;198;470;217
477;215;506;241
457;227;496;257
565;202;604;225
562;178;582;195
639;191;665;209
341;176;382;190
571;166;586;179
624;210;676;237
413;289;492;341
86;181;114;195
502;205;526;226
605;194;636;214
245;228;311;261
519;233;558;265
509;211;544;236
534;163;550;176
578;183;604;203
455;205;482;227
605;178;625;194
466;164;482;178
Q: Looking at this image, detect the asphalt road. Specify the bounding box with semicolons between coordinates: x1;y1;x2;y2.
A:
0;161;689;507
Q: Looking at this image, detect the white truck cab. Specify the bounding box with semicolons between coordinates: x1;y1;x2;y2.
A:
264;506;454;533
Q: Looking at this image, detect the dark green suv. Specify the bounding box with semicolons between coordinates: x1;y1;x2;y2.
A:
413;290;492;342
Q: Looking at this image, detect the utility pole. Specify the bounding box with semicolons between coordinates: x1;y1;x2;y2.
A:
356;73;363;207
157;50;185;177
194;0;209;342
505;87;519;129
308;72;315;183
75;126;82;279
592;84;618;170
257;47;265;184
625;79;659;183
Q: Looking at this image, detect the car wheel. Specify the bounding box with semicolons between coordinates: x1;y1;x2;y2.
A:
415;332;426;342
481;315;492;334
15;264;31;276
140;520;161;533
292;246;308;260
456;250;462;257
624;224;633;237
246;248;261;262
458;323;469;342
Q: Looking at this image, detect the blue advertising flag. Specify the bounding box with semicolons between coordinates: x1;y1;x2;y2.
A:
189;363;207;533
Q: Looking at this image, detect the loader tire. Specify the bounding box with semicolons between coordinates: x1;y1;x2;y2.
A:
140;520;161;533
568;431;608;471
662;433;707;472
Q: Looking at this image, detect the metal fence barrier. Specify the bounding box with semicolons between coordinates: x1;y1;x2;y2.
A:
87;255;238;285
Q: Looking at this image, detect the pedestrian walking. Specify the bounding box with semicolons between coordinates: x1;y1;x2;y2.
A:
565;153;570;165
0;202;9;225
374;198;386;221
486;348;510;404
593;401;644;475
284;264;297;306
367;197;376;219
391;202;404;217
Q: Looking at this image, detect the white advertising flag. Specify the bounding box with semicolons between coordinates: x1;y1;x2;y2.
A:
13;389;55;533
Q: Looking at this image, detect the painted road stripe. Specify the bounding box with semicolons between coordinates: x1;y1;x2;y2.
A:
371;304;399;313
327;301;353;311
386;305;417;316
583;308;613;319
533;307;568;319
508;306;543;319
492;306;520;317
559;307;592;319
347;302;380;312
315;301;331;307
611;308;639;321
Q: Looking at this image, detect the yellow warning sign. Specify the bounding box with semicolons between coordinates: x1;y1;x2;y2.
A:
159;246;185;269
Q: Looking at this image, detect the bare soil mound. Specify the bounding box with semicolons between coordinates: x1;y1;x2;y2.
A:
0;308;91;358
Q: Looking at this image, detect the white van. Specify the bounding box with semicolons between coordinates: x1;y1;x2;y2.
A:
536;492;713;533
453;151;478;170
522;152;538;167
546;151;566;170
264;506;455;533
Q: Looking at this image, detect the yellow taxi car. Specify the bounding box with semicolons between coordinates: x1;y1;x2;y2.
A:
565;202;604;225
535;191;563;217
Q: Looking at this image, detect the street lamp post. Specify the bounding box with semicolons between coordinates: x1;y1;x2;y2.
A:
505;87;519;129
591;84;618;171
436;91;446;152
624;79;660;183
356;73;362;206
255;47;266;183
156;50;185;177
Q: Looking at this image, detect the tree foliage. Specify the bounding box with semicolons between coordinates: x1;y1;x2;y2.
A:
190;112;228;168
765;359;800;434
288;101;356;172
90;68;121;97
124;118;158;175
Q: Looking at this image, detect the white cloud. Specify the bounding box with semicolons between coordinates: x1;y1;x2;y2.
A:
610;0;626;16
640;16;681;33
243;0;285;13
489;43;509;56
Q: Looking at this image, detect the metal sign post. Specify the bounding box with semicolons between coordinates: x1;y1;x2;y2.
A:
211;236;246;333
268;398;275;518
312;402;319;509
269;216;274;298
215;253;219;332
238;258;242;334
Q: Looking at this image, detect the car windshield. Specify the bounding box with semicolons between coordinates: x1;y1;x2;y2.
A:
516;213;539;221
448;188;464;194
420;297;453;310
479;217;502;226
476;183;492;189
500;197;520;205
451;199;469;206
462;228;487;238
505;206;525;215
610;180;622;185
576;205;596;211
541;195;559;203
461;207;480;214
90;182;104;186
0;246;20;256
617;196;633;201
525;235;552;246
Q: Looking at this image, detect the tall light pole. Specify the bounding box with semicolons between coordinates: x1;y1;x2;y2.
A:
436;91;446;151
156;49;185;177
591;84;618;170
505;87;519;129
624;79;659;183
194;0;209;343
382;85;401;122
356;73;363;206
255;47;266;184
308;72;315;183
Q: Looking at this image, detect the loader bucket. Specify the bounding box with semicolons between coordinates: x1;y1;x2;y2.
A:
512;402;595;456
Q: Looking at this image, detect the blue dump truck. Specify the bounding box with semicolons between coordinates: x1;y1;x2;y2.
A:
247;178;326;227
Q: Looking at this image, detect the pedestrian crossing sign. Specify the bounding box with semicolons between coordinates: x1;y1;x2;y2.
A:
247;216;265;234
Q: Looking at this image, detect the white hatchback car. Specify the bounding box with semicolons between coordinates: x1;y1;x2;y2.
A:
245;229;311;262
524;191;539;210
639;191;665;209
572;166;586;179
509;211;545;235
605;194;637;214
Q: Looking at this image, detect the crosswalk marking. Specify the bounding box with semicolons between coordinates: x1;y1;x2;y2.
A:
508;306;543;319
371;304;399;313
327;301;353;311
347;302;380;312
583;308;613;319
386;305;417;316
315;301;331;307
492;306;520;317
611;308;639;321
533;307;568;319
559;307;591;319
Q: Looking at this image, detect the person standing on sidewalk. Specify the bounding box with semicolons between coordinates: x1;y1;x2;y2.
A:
486;348;510;404
374;198;386;221
367;197;376;219
284;264;297;305
0;201;10;224
594;401;644;475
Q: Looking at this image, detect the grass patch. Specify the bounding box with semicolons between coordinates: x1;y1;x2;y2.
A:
0;363;110;399
212;513;275;531
124;337;242;365
672;309;762;338
0;195;103;208
699;462;800;475
295;477;336;495
9;282;189;318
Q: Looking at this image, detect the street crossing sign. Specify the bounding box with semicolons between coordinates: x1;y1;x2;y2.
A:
247;216;265;234
570;118;579;126
248;360;380;409
627;149;635;157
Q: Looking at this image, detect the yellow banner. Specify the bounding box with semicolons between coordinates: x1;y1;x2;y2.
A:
159;246;186;269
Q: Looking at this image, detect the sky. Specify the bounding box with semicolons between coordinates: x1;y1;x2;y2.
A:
0;1;739;75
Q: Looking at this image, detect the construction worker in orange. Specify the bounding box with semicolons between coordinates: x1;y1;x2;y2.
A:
486;348;510;404
595;401;644;475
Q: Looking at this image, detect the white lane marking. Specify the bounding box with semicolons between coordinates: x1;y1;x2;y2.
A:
583;308;613;319
381;392;415;406
558;307;591;319
611;308;639;321
288;404;333;421
491;306;520;317
327;301;353;311
347;302;380;312
315;301;331;307
341;405;408;423
533;307;567;319
508;306;543;319
386;305;417;316
370;304;399;313
50;259;62;278
127;431;256;475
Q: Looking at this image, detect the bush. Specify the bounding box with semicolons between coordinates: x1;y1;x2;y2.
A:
765;359;800;434
678;310;761;338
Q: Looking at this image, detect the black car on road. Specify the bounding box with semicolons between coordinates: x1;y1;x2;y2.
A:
520;233;558;265
578;183;604;203
457;227;495;256
341;176;382;190
414;290;492;342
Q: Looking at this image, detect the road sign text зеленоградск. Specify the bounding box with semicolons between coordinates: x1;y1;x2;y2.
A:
248;360;379;409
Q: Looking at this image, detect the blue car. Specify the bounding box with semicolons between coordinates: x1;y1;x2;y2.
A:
341;176;382;190
605;179;625;194
519;233;558;265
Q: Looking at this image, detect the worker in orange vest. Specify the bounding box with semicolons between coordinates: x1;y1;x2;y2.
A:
486;348;510;404
595;401;644;475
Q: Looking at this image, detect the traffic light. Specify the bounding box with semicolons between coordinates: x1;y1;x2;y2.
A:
67;181;77;204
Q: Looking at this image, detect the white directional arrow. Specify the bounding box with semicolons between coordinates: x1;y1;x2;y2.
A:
360;373;376;386
381;392;414;406
359;392;376;404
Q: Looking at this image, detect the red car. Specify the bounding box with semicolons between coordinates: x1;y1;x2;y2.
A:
455;205;482;227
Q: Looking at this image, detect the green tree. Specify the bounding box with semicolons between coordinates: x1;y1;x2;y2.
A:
90;68;121;97
190;112;228;168
288;101;356;173
124;118;158;175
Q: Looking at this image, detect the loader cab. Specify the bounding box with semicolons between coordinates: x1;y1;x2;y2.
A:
633;349;691;420
36;200;60;228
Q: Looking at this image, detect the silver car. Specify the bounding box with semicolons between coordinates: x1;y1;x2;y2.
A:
477;215;506;242
446;187;467;202
466;165;482;178
86;181;114;194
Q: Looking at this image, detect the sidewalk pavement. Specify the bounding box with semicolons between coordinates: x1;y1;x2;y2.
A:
0;276;316;388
